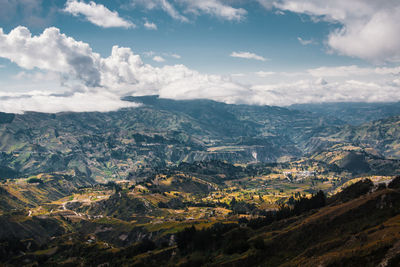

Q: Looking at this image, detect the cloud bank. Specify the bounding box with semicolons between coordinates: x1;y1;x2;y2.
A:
0;91;138;114
0;26;400;114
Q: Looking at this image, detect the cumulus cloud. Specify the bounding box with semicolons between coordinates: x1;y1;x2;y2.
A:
178;0;247;21
263;0;400;63
0;26;102;87
230;51;267;61
1;26;400;114
144;21;157;30
64;0;134;28
0;26;249;112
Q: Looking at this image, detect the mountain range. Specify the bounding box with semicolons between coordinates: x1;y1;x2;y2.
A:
1;96;399;181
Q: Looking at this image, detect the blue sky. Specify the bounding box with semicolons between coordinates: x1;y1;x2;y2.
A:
0;0;400;113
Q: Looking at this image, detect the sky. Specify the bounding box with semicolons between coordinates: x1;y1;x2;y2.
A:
0;0;400;113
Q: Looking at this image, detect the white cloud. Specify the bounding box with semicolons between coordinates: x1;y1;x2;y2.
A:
153;56;166;62
178;0;247;21
64;0;134;28
129;0;188;22
0;26;102;87
230;51;267;61
144;21;157;30
0;26;248;112
265;0;400;63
